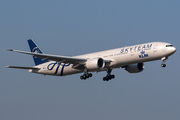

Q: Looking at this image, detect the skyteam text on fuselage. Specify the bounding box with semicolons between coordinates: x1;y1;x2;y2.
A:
5;39;176;81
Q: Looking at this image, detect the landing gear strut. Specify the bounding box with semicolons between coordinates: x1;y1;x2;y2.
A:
80;68;92;80
161;57;168;67
103;69;115;81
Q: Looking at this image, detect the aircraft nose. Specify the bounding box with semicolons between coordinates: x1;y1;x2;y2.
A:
171;46;177;54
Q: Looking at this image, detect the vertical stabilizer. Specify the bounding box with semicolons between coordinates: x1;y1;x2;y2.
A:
27;39;49;65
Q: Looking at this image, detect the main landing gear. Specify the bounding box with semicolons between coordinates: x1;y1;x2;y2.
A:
103;69;115;81
161;57;168;67
80;73;92;80
80;68;92;80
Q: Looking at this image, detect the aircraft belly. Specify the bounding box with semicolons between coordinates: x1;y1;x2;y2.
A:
62;65;83;76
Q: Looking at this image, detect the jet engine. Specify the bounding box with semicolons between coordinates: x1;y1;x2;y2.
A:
85;57;105;71
125;63;144;73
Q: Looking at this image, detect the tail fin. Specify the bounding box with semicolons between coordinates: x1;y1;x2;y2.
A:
28;39;49;66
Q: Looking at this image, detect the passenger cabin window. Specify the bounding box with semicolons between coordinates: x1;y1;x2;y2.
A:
166;45;173;47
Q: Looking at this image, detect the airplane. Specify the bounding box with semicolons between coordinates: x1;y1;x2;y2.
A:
5;39;176;81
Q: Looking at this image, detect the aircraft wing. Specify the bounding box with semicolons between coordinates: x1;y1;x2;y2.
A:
5;49;87;65
6;66;40;70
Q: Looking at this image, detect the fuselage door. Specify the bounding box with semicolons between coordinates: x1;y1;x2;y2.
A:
131;51;134;56
154;45;158;52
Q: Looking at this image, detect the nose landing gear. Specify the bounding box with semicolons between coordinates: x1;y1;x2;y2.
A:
161;63;166;67
161;57;168;67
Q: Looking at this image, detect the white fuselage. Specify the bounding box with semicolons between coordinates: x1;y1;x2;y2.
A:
30;42;176;76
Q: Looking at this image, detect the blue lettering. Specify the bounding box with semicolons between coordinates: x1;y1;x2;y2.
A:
139;51;149;58
60;63;70;76
134;46;137;52
147;44;152;49
130;47;133;52
125;48;129;53
139;55;143;58
142;45;146;50
144;54;149;57
120;48;124;53
54;63;61;74
47;62;57;70
47;62;70;75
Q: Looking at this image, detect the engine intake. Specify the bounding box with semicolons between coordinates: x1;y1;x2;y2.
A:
85;58;105;71
125;63;144;73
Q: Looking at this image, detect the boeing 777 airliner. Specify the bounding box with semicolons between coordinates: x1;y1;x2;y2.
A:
5;39;176;81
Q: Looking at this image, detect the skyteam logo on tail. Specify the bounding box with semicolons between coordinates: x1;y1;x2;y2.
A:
32;47;41;53
139;51;149;58
28;39;49;66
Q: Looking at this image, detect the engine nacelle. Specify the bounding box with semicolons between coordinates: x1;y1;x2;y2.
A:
125;63;144;73
85;57;105;71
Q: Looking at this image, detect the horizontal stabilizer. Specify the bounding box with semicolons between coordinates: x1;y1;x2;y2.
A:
6;66;40;70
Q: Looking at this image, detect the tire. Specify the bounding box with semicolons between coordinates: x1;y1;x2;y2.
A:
89;73;92;77
161;64;166;67
80;76;84;80
111;75;115;78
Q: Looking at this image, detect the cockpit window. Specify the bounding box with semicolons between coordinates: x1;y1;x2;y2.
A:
166;45;173;47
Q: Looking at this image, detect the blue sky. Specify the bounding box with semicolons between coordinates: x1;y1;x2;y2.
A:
1;0;180;120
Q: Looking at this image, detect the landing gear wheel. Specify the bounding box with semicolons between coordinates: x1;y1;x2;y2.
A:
161;57;168;68
111;75;115;79
83;75;87;79
106;76;110;80
103;69;115;81
86;73;89;78
161;64;166;67
103;77;109;81
80;73;93;80
103;74;115;81
89;73;92;77
80;76;84;80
